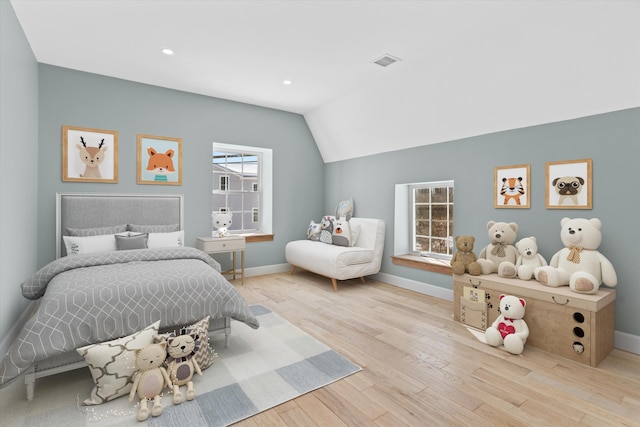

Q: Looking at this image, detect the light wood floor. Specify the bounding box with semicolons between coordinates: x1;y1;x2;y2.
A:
232;272;640;427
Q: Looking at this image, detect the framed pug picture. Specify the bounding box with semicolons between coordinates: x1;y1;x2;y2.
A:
494;164;530;208
137;134;183;185
545;158;592;209
62;125;118;183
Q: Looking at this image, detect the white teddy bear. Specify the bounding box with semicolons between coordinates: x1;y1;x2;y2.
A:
211;212;233;237
485;294;529;355
477;221;519;277
535;217;617;294
514;236;547;280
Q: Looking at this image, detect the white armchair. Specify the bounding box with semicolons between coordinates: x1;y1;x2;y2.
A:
285;218;386;291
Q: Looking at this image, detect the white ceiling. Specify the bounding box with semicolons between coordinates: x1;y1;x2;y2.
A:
10;0;640;162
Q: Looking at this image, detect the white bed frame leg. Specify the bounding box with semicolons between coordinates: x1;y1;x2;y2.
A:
25;366;35;401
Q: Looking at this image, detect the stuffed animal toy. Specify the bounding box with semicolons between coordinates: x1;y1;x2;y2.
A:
129;342;172;422
513;236;547;280
335;198;353;221
485;294;529;355
535;217;617;294
211;212;233;237
450;235;481;276
307;220;321;241
165;327;202;404
477;221;519;277
319;215;334;244
332;217;353;247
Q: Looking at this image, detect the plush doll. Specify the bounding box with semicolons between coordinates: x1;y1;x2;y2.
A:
485;294;529;355
129;342;172;422
332;217;353;247
335;198;353;221
307;220;321;241
450;235;481;276
477;221;519;277
535;217;617;294
212;212;233;237
319;215;335;244
513;236;547;280
165;327;202;404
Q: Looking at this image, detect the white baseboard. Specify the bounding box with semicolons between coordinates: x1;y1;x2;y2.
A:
245;263;290;277
372;271;639;356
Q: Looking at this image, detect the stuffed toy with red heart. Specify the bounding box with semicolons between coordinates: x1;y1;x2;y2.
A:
485;294;529;355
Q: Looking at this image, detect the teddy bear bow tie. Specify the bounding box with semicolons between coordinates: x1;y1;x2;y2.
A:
491;241;507;257
566;245;583;263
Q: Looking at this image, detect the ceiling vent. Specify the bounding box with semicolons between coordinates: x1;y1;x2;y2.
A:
373;54;401;67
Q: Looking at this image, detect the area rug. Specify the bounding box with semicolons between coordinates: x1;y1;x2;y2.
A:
17;305;361;427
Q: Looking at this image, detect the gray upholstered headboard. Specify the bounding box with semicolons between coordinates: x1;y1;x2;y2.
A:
56;193;184;258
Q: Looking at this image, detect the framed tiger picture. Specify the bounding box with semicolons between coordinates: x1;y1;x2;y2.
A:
494;164;530;209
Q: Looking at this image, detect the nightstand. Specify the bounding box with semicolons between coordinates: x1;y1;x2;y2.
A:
196;235;245;285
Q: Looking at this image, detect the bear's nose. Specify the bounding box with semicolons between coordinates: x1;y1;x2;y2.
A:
569;229;575;234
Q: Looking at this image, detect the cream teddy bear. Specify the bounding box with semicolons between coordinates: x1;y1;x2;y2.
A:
514;236;547;280
477;221;519;277
485;294;529;355
212;211;233;237
535;217;617;294
129;342;172;421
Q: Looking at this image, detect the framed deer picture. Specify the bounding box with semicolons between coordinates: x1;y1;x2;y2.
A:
62;125;118;183
136;134;183;185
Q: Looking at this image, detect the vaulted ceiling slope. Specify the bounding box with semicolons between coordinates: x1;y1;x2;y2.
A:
10;0;640;163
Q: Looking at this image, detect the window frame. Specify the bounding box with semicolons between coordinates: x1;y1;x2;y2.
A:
409;180;454;260
212;142;272;236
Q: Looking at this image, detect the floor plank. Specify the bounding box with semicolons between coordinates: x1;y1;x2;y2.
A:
232;272;640;427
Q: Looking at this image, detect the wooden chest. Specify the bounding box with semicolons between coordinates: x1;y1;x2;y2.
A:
453;274;616;367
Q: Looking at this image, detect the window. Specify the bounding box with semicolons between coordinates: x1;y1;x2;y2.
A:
212;143;272;235
394;180;454;262
410;181;454;259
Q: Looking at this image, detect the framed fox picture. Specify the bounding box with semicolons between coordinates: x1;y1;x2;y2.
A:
137;134;183;185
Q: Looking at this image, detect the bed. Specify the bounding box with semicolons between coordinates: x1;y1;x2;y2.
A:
0;193;259;401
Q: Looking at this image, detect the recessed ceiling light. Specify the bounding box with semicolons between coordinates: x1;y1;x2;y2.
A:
283;80;292;85
162;48;174;55
373;54;401;67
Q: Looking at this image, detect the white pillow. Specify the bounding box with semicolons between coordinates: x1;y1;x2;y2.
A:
62;233;128;256
146;230;184;248
76;321;160;405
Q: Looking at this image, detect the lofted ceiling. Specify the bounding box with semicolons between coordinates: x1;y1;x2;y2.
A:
10;0;640;162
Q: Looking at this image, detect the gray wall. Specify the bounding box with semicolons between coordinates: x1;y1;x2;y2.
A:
0;2;39;346
36;65;324;268
324;108;640;337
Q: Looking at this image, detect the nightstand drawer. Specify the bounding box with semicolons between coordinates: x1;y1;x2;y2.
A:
196;236;245;253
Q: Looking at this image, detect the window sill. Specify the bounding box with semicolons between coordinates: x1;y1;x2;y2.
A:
391;254;452;275
238;233;274;243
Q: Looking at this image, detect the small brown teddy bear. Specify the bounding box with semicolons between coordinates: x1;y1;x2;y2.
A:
450;235;481;276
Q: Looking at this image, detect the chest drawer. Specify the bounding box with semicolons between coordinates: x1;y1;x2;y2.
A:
196;236;245;253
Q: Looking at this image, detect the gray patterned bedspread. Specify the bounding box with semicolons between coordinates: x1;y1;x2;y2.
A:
0;247;259;386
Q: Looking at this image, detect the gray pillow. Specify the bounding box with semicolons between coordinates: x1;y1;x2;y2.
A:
127;224;180;233
115;233;148;250
67;224;128;237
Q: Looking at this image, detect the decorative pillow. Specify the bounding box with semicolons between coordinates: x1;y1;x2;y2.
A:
306;220;322;241
146;230;184;248
319;216;335;245
154;316;217;370
76;321;160;405
66;224;128;237
62;233;128;256
332;218;353;247
335;198;354;221
115;233;148;250
128;223;180;233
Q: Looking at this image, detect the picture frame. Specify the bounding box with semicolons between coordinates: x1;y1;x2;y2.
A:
494;164;530;208
545;158;592;209
62;125;118;183
137;134;183;185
